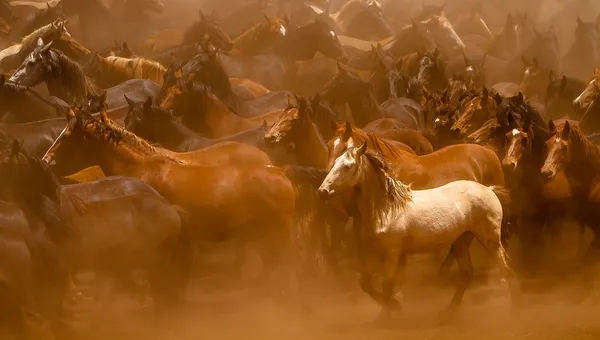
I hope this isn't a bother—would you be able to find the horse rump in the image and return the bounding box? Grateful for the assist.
[490,185,512,248]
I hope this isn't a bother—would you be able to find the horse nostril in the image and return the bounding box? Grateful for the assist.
[318,188,329,199]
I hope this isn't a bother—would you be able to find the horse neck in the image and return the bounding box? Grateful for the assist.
[355,159,403,233]
[278,25,319,61]
[46,53,88,105]
[202,91,247,128]
[567,130,600,186]
[295,116,328,168]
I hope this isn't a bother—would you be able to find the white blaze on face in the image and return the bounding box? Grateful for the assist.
[434,117,441,123]
[555,137,561,142]
[333,137,341,149]
[329,30,336,37]
[466,65,474,72]
[279,25,287,36]
[511,128,520,136]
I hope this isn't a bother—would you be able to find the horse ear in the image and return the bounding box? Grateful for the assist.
[99,110,109,123]
[199,9,206,21]
[507,13,514,25]
[548,119,555,132]
[264,14,270,22]
[482,87,489,100]
[99,91,107,103]
[122,42,130,51]
[356,142,367,156]
[313,92,321,105]
[37,37,45,48]
[560,76,567,91]
[521,55,529,66]
[124,95,135,109]
[343,121,352,139]
[262,120,268,129]
[516,91,524,102]
[577,16,584,27]
[494,92,502,105]
[562,121,571,140]
[40,41,53,53]
[336,61,346,74]
[433,48,439,59]
[144,96,153,112]
[9,139,21,165]
[533,57,539,68]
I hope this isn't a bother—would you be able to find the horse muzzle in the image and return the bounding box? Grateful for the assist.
[318,187,334,200]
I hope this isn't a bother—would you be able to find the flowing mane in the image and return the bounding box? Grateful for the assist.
[341,125,407,159]
[102,56,166,85]
[360,148,412,210]
[232,17,283,54]
[51,49,101,99]
[20,21,62,57]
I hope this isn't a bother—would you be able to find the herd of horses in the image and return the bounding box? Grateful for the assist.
[0,0,600,337]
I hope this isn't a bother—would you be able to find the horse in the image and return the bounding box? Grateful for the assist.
[228,15,288,56]
[562,16,600,82]
[380,128,433,155]
[573,68,600,113]
[487,13,533,61]
[545,75,586,121]
[327,121,505,189]
[451,88,499,138]
[339,1,393,41]
[41,108,295,282]
[0,18,70,72]
[369,49,408,104]
[124,96,267,152]
[319,63,422,128]
[317,144,517,319]
[417,48,449,92]
[5,142,192,327]
[181,49,293,117]
[541,120,600,297]
[88,55,166,88]
[520,56,555,103]
[223,16,347,90]
[10,38,101,107]
[419,13,465,57]
[456,53,485,90]
[17,1,63,38]
[161,81,284,138]
[579,90,600,134]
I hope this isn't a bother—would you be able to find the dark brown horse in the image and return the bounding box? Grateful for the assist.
[562,16,600,81]
[42,108,295,281]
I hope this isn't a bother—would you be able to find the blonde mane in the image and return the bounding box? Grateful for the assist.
[101,56,166,85]
[20,21,61,56]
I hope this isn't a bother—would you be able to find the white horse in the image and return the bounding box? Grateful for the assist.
[317,143,518,319]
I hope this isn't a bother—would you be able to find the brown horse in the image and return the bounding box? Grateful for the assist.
[381,128,433,155]
[229,15,288,56]
[42,108,295,280]
[327,122,505,189]
[541,120,600,296]
[327,122,416,167]
[451,88,499,138]
[46,108,271,175]
[161,81,283,138]
[573,68,600,113]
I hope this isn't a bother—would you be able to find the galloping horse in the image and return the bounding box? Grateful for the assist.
[318,144,517,319]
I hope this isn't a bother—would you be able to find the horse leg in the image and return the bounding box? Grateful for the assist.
[446,233,474,312]
[381,248,402,316]
[327,214,347,274]
[359,251,388,311]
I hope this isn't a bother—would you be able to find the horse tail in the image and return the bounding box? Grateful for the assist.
[490,186,512,249]
[283,166,331,276]
[171,205,193,302]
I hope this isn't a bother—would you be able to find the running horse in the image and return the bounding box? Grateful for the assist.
[318,144,517,320]
[42,108,295,281]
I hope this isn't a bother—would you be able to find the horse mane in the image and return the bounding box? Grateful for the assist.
[361,148,412,209]
[232,19,273,53]
[52,49,101,98]
[561,122,600,172]
[102,56,166,80]
[348,127,406,159]
[20,22,59,55]
[82,111,158,155]
[467,117,501,144]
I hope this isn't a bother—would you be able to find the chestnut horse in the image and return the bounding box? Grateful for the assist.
[42,108,295,280]
[541,120,600,296]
